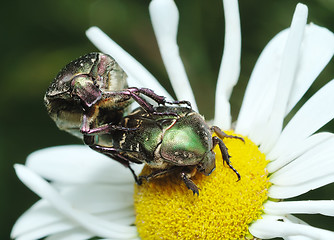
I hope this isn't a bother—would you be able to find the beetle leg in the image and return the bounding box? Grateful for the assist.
[128,87,167,105]
[212,136,241,181]
[71,75,102,108]
[129,87,192,108]
[126,88,178,117]
[80,106,137,135]
[211,126,245,142]
[84,136,141,184]
[128,165,140,185]
[180,167,199,195]
[80,105,98,133]
[137,166,179,185]
[102,88,157,114]
[83,136,134,171]
[138,166,199,195]
[127,89,156,112]
[102,87,183,116]
[81,122,138,135]
[166,100,192,108]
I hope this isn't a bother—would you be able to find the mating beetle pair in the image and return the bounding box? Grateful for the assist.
[45,52,242,194]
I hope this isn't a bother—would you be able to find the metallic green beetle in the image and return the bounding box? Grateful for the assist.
[86,105,243,195]
[45,52,127,138]
[44,52,187,142]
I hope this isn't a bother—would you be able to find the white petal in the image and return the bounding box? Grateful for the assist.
[236,4,308,147]
[285,235,313,240]
[259,3,308,153]
[277,215,312,240]
[268,80,334,161]
[14,164,137,239]
[235,29,287,140]
[270,136,334,185]
[251,215,312,240]
[287,24,334,113]
[149,0,198,111]
[267,132,333,173]
[56,184,134,213]
[14,221,75,240]
[214,0,241,129]
[14,204,134,240]
[264,200,334,216]
[268,174,334,199]
[250,215,334,239]
[86,27,172,100]
[45,220,138,240]
[12,195,135,240]
[45,228,93,240]
[12,200,73,239]
[285,214,309,225]
[26,145,142,184]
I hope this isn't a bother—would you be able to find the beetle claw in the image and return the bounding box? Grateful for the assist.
[181,172,199,196]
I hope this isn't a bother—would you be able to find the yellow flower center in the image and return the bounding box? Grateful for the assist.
[134,131,270,240]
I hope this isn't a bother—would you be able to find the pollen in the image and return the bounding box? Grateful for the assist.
[134,131,271,240]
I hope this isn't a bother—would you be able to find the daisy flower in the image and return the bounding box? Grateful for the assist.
[12,0,334,239]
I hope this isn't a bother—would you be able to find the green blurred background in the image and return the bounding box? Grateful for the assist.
[1,0,333,239]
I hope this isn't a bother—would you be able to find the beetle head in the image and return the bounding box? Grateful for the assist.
[197,150,216,176]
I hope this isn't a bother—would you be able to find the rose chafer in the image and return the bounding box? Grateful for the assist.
[44,52,186,140]
[86,106,243,195]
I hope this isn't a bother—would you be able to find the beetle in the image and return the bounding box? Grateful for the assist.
[44,52,240,194]
[84,105,243,195]
[44,52,189,141]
